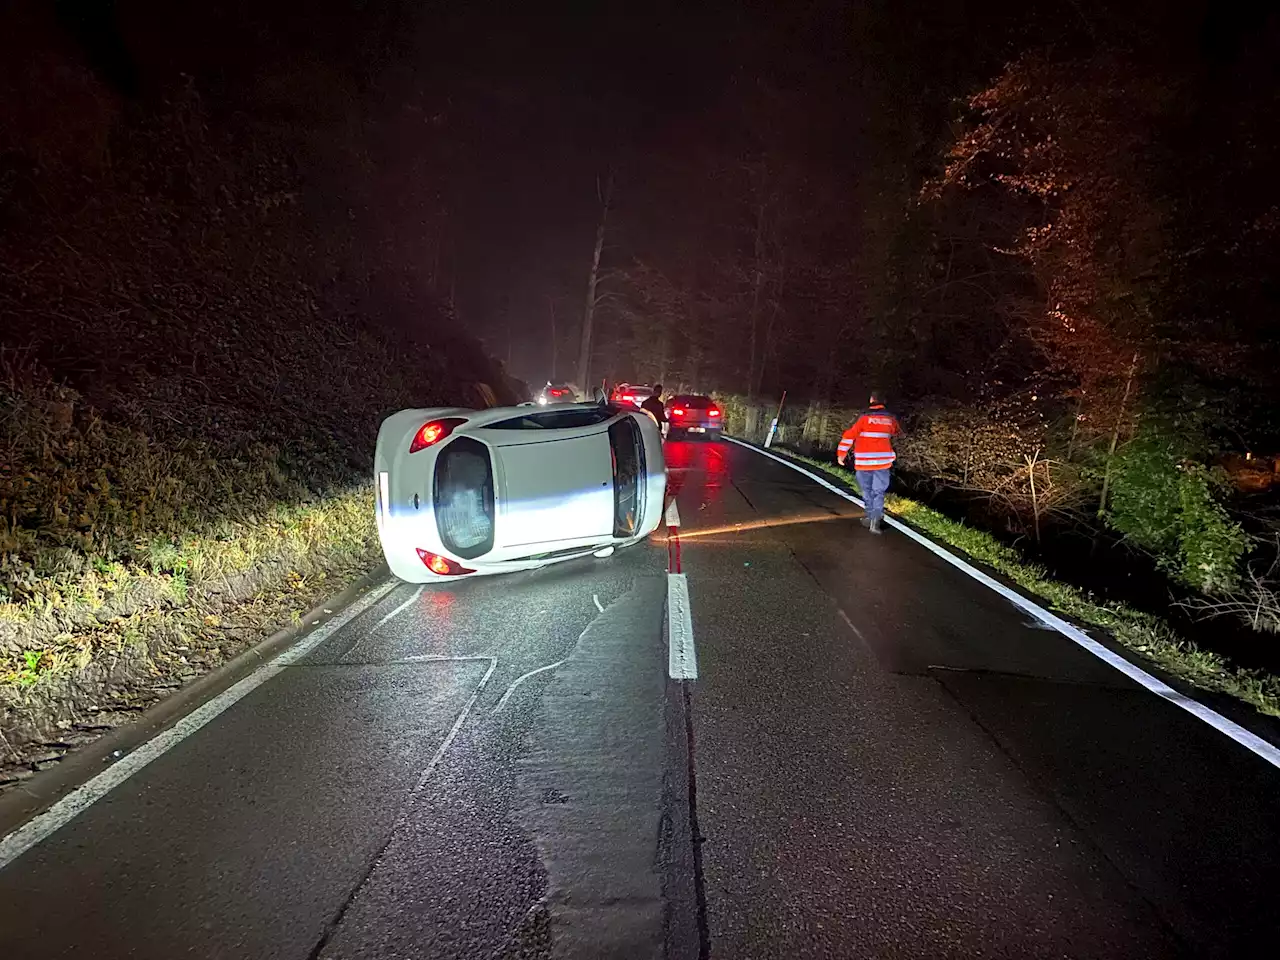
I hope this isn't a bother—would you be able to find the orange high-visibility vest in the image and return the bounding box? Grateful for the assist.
[837,404,900,471]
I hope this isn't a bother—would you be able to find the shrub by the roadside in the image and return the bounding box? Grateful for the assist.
[1106,426,1249,595]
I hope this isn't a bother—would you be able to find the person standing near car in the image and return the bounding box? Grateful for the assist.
[836,393,900,535]
[640,384,668,437]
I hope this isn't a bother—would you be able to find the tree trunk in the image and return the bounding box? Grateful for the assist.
[755,249,786,398]
[746,201,766,399]
[1066,392,1084,461]
[1097,352,1140,519]
[576,171,614,390]
[1027,450,1042,544]
[548,297,557,381]
[657,320,670,384]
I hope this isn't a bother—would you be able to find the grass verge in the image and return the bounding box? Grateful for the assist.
[778,448,1280,718]
[0,370,387,782]
[0,486,379,782]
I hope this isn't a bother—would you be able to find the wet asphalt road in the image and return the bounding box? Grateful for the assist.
[2,439,1280,958]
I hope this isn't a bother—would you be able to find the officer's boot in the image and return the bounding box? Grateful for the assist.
[869,515,883,535]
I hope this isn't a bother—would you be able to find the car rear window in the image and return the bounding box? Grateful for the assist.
[433,437,495,559]
[608,417,646,537]
[671,395,715,409]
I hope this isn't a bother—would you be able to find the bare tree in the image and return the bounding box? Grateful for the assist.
[576,170,614,390]
[548,296,558,380]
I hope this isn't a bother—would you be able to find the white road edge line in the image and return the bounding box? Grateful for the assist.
[593,593,605,614]
[665,499,681,528]
[725,435,1280,771]
[0,578,400,872]
[493,658,568,714]
[343,585,424,659]
[668,573,698,680]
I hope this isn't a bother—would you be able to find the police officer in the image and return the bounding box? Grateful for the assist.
[836,393,901,535]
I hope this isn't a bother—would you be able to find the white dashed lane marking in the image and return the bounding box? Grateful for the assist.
[667,573,698,680]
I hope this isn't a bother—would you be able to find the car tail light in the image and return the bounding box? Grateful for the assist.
[409,417,465,454]
[671,407,686,417]
[621,394,635,403]
[415,548,474,576]
[708,408,721,417]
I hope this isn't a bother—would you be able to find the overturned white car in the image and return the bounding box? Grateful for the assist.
[374,402,667,581]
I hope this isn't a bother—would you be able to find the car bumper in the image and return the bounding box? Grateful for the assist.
[670,419,722,434]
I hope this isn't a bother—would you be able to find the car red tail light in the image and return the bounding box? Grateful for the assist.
[415,548,474,576]
[708,408,721,417]
[671,407,686,417]
[409,417,465,454]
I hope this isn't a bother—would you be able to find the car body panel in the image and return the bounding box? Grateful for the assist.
[494,434,614,547]
[374,403,666,582]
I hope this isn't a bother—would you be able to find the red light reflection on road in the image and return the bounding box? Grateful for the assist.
[414,588,456,655]
[676,513,845,541]
[663,441,729,511]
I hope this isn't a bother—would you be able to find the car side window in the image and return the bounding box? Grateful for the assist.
[608,417,646,537]
[487,408,614,430]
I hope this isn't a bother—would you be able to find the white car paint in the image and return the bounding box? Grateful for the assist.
[374,403,667,582]
[495,434,615,547]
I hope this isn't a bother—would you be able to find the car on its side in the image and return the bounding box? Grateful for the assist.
[374,402,666,582]
[610,383,656,407]
[665,394,723,439]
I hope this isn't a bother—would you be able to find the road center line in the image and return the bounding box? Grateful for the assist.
[668,573,698,680]
[665,498,681,527]
[0,578,399,872]
[726,436,1280,771]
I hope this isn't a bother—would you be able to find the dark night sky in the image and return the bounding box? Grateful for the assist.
[37,0,1276,386]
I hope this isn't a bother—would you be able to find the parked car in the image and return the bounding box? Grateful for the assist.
[610,383,656,407]
[374,402,666,582]
[536,382,579,405]
[665,395,723,439]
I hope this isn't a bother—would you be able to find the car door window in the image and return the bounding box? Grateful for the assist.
[488,408,614,430]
